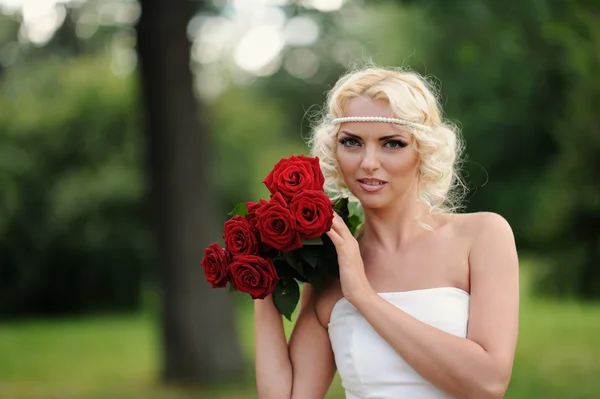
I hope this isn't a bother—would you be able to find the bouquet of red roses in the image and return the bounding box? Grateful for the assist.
[200,155,362,320]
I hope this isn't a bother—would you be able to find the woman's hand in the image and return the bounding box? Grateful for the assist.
[326,212,373,304]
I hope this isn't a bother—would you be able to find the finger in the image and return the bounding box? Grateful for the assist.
[331,212,352,239]
[331,212,346,229]
[326,224,343,241]
[325,228,344,247]
[329,217,345,237]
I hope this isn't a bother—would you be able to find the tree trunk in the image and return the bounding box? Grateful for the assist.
[135,0,246,383]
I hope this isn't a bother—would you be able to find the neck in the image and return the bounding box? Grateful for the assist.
[359,192,434,252]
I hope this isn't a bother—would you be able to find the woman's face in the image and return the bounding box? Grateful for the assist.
[335,96,420,210]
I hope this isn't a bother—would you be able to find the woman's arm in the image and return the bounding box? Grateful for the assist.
[254,283,337,399]
[328,212,519,399]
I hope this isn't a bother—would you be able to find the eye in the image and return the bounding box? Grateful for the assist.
[384,140,408,149]
[339,137,361,148]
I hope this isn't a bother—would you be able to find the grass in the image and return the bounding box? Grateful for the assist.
[0,265,599,399]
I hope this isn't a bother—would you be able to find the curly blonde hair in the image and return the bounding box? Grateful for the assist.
[307,64,466,215]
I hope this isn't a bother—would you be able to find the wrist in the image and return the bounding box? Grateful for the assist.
[254,294,276,311]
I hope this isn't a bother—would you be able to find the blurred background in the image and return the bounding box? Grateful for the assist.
[0,0,598,398]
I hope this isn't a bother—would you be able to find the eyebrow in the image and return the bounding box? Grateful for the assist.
[340,131,407,141]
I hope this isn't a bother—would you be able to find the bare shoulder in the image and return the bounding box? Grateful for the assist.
[446,212,518,281]
[451,211,515,246]
[459,211,519,285]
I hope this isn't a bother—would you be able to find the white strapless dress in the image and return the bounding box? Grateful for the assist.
[327,287,470,399]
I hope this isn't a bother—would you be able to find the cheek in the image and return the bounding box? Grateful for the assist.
[335,149,356,177]
[388,150,420,177]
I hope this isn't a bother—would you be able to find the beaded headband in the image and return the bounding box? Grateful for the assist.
[331,116,432,132]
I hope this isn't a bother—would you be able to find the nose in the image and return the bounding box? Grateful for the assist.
[360,148,380,173]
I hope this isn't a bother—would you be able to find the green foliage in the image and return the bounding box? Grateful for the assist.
[207,87,298,220]
[0,56,148,317]
[527,2,600,299]
[272,277,300,322]
[1,0,597,323]
[411,1,561,242]
[228,203,248,217]
[0,52,313,318]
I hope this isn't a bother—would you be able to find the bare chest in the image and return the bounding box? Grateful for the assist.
[315,227,471,328]
[362,235,470,293]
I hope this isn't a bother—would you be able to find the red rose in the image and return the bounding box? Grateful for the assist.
[200,243,230,288]
[223,215,259,256]
[254,192,302,252]
[246,199,269,229]
[228,255,278,299]
[263,156,325,202]
[247,199,283,257]
[289,190,334,239]
[258,242,280,258]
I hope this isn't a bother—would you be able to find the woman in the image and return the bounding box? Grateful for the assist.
[254,66,519,399]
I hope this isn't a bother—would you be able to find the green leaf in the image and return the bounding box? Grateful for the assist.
[348,199,363,219]
[346,200,364,235]
[295,245,320,268]
[274,258,305,282]
[301,236,323,245]
[321,234,340,279]
[227,203,248,217]
[273,279,300,321]
[292,272,309,283]
[283,251,304,275]
[228,282,237,292]
[303,264,326,292]
[348,214,362,235]
[333,197,350,222]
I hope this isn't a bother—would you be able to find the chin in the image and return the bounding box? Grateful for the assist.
[352,192,392,210]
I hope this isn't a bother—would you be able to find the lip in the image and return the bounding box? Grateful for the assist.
[357,178,387,184]
[357,178,387,193]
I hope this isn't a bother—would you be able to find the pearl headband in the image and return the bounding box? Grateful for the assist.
[331,116,432,132]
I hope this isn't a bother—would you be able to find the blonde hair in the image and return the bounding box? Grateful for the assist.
[307,64,466,215]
